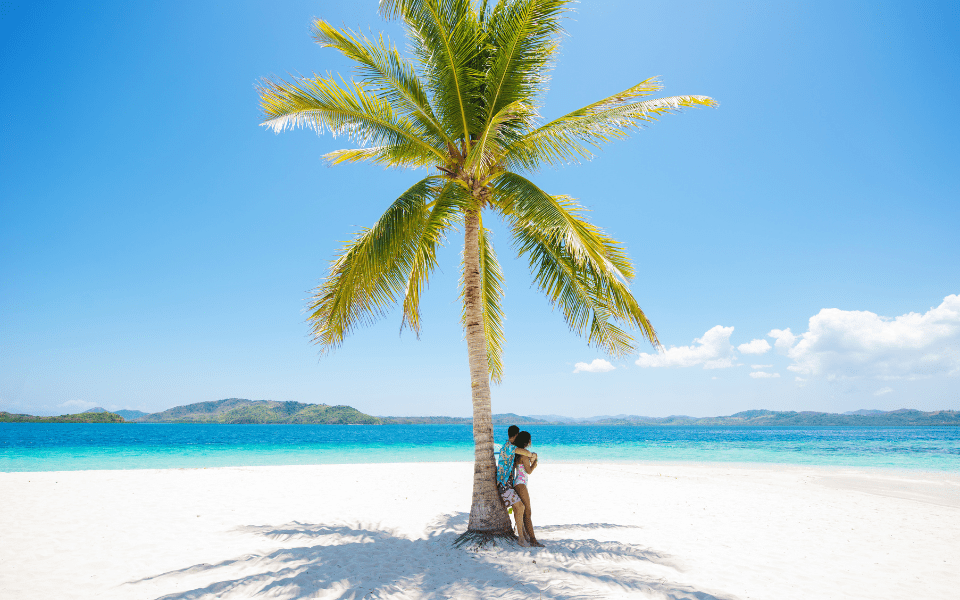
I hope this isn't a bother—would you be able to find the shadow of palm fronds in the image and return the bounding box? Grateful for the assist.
[535,523,643,533]
[126,513,736,600]
[235,522,399,544]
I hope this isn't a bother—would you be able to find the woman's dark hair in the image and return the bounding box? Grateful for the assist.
[514,430,531,448]
[507,425,520,438]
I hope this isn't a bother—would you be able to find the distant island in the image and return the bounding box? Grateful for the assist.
[80,406,150,421]
[378,409,960,426]
[378,412,547,425]
[116,409,150,421]
[132,398,381,424]
[546,408,960,427]
[0,400,379,424]
[381,413,548,425]
[0,411,125,423]
[2,400,957,426]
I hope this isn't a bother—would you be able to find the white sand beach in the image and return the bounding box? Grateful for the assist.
[1,462,958,599]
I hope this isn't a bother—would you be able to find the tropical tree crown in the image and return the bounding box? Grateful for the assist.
[259,0,716,382]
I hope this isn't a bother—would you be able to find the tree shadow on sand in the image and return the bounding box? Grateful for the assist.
[125,513,736,599]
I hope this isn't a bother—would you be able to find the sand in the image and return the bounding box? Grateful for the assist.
[1,462,957,599]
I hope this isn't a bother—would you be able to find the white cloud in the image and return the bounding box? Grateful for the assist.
[573,359,615,373]
[769,328,798,352]
[751,364,773,369]
[874,387,893,396]
[771,294,960,380]
[636,326,737,369]
[738,339,772,355]
[749,371,780,379]
[58,399,97,411]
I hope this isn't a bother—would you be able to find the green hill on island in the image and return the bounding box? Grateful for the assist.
[82,407,151,421]
[115,409,150,421]
[0,411,125,423]
[135,398,382,424]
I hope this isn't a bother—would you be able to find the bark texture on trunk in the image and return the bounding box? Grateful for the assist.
[462,208,514,536]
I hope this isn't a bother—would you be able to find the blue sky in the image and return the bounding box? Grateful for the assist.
[1,1,958,418]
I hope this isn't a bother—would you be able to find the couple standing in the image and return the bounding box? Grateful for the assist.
[496,425,542,547]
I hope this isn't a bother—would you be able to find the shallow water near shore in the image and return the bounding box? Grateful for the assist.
[2,423,958,472]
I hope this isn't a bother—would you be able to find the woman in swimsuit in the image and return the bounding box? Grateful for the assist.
[512,431,542,547]
[498,426,535,546]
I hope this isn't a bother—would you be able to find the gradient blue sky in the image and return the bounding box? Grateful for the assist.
[2,1,958,417]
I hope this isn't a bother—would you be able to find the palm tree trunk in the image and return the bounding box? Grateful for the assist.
[458,207,514,544]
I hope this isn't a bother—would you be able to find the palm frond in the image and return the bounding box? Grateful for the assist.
[382,0,484,146]
[307,176,443,351]
[492,172,634,280]
[492,172,658,354]
[503,77,717,170]
[482,0,571,119]
[509,213,658,356]
[377,0,416,20]
[460,216,507,382]
[258,75,446,166]
[312,19,452,148]
[401,182,468,335]
[464,100,533,178]
[323,144,438,169]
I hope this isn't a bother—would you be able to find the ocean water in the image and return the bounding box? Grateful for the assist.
[1,423,958,473]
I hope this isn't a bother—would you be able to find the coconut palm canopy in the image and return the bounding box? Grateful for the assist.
[259,0,715,543]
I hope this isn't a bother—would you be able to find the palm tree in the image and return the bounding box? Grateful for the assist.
[258,0,715,546]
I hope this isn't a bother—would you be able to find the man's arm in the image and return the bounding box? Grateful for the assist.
[514,448,537,461]
[515,447,538,462]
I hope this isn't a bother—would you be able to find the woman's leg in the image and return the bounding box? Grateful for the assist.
[511,501,527,545]
[514,484,542,546]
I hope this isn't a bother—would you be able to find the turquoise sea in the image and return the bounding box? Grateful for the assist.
[1,424,958,472]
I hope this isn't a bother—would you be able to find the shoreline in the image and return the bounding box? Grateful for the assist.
[4,453,959,474]
[2,462,957,599]
[4,458,960,474]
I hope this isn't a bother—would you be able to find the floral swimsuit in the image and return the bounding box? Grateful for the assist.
[514,461,529,486]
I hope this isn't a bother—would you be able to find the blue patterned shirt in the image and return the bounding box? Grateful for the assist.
[496,440,516,487]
